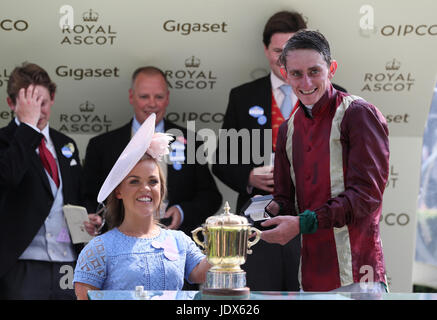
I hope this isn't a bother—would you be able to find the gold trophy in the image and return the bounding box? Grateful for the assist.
[191,202,262,297]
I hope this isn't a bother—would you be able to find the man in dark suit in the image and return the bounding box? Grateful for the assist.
[0,63,84,299]
[82,66,222,237]
[213,11,346,291]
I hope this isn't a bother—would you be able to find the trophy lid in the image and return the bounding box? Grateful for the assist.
[205,201,250,227]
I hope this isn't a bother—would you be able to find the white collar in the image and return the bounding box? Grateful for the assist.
[270,71,288,91]
[40,124,50,141]
[15,117,50,140]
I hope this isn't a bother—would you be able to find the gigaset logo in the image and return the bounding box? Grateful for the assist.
[55,65,120,80]
[0,109,14,121]
[0,19,28,31]
[162,19,228,36]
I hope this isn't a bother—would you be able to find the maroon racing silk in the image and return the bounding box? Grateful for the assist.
[274,84,389,291]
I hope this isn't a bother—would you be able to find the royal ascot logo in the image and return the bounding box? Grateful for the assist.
[361,58,415,93]
[60,9,117,45]
[162,19,228,36]
[0,19,29,32]
[55,65,120,80]
[164,56,218,90]
[385,165,399,189]
[164,56,222,124]
[185,56,200,68]
[79,101,95,112]
[82,8,99,22]
[381,165,409,228]
[58,101,113,134]
[0,68,10,87]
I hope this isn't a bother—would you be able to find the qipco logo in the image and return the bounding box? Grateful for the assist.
[380,212,410,226]
[0,19,29,32]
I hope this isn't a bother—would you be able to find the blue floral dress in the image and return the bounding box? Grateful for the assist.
[73,228,205,290]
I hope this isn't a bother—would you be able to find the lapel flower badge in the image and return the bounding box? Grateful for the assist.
[170,135,186,170]
[151,236,179,261]
[61,143,75,159]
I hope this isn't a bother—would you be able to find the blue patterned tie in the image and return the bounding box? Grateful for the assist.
[279,84,292,119]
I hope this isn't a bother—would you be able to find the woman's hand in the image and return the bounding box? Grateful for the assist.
[83,213,103,236]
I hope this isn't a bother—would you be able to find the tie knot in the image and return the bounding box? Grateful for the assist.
[280,84,292,96]
[40,136,51,150]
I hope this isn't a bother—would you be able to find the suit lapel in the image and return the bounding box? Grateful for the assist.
[163,119,175,174]
[244,76,272,130]
[260,75,272,129]
[32,147,53,195]
[104,121,132,177]
[247,76,272,154]
[121,120,133,144]
[4,120,57,195]
[6,121,53,195]
[162,120,185,203]
[162,120,183,178]
[115,121,133,164]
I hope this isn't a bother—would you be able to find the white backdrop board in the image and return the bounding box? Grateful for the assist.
[1,0,437,292]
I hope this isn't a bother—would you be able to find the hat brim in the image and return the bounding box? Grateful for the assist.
[97,113,156,203]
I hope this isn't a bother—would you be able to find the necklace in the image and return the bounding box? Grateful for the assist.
[118,225,161,239]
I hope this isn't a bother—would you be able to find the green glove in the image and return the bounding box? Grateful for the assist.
[299,210,318,234]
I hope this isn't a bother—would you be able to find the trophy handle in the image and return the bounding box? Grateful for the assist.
[191,227,206,252]
[247,227,262,254]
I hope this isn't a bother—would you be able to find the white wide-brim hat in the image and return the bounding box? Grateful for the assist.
[97,113,156,203]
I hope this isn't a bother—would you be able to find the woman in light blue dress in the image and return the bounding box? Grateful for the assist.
[73,114,210,299]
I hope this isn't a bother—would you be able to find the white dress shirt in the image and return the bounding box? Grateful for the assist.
[270,72,297,111]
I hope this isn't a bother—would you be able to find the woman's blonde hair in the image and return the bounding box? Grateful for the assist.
[104,154,167,229]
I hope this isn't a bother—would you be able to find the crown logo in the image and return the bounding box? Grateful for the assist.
[185,56,200,68]
[82,9,99,22]
[385,59,401,71]
[79,101,95,112]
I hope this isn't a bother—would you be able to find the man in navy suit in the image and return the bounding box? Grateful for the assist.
[213,11,346,291]
[0,63,84,299]
[82,66,222,237]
